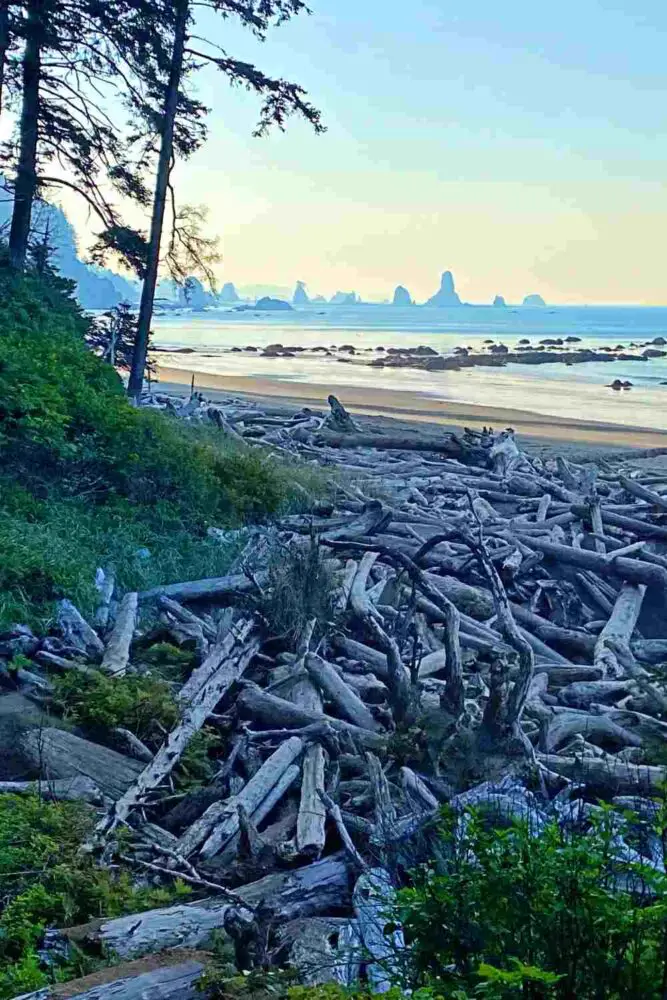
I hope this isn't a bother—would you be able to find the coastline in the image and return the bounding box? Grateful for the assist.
[155,364,667,456]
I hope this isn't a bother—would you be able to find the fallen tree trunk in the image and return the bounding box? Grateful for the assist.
[306,653,381,731]
[140,572,267,603]
[63,855,351,959]
[514,534,667,591]
[19,728,143,801]
[13,959,206,1000]
[237,683,387,751]
[537,754,666,795]
[594,583,646,676]
[100,592,138,677]
[313,430,468,456]
[196,737,305,859]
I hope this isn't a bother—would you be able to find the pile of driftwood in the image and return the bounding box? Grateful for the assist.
[7,393,667,1000]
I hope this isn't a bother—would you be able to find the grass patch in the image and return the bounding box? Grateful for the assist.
[259,536,339,646]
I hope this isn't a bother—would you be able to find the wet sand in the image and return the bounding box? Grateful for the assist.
[155,365,667,459]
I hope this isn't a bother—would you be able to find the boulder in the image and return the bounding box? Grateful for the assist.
[643,348,667,359]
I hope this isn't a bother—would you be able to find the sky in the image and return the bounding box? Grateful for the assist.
[67,0,667,305]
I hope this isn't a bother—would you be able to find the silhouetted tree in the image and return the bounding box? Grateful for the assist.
[125,0,325,399]
[87,300,154,372]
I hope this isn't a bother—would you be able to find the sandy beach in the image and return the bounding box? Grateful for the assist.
[156,364,667,458]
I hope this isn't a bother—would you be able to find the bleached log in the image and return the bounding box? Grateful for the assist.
[353,868,404,993]
[20,728,143,801]
[12,960,206,1000]
[515,532,667,590]
[63,855,351,959]
[350,551,383,623]
[306,653,381,731]
[559,680,635,709]
[159,595,218,642]
[332,635,389,678]
[100,592,138,677]
[537,754,666,796]
[399,766,439,811]
[198,737,304,859]
[314,430,469,457]
[177,619,253,707]
[140,571,267,603]
[33,650,94,674]
[540,712,642,753]
[334,559,358,613]
[620,474,667,511]
[237,683,387,751]
[297,743,327,858]
[96,625,259,838]
[56,599,104,658]
[595,582,646,676]
[93,566,115,630]
[0,775,104,804]
[366,752,397,830]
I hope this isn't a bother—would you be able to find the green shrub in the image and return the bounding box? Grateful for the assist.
[259,537,338,645]
[53,669,179,746]
[0,794,190,998]
[396,806,667,999]
[0,261,327,629]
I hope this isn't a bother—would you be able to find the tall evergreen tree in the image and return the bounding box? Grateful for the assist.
[125,0,324,399]
[3,0,165,269]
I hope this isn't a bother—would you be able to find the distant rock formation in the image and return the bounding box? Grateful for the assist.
[178,277,213,310]
[292,281,309,305]
[523,293,546,307]
[312,295,326,303]
[219,282,240,303]
[426,270,461,307]
[256,296,293,311]
[330,291,359,305]
[493,295,507,307]
[392,285,413,306]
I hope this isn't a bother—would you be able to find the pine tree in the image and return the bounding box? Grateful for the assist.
[125,0,325,399]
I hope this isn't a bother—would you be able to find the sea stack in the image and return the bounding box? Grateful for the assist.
[426,270,462,306]
[392,285,413,306]
[219,282,240,303]
[330,291,359,304]
[292,281,309,305]
[523,293,546,307]
[493,295,507,307]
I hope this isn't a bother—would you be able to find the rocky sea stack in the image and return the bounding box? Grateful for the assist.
[392,285,413,306]
[426,270,462,306]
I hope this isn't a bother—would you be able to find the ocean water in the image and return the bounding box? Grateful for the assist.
[151,304,667,431]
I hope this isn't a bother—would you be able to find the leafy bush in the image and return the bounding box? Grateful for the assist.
[53,669,179,747]
[0,260,325,629]
[396,806,667,999]
[0,794,190,998]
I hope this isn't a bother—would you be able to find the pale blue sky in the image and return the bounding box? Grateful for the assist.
[74,1,667,303]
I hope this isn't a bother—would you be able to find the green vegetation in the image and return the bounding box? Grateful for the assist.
[53,670,179,747]
[259,536,339,644]
[396,806,667,999]
[0,794,190,998]
[0,261,323,630]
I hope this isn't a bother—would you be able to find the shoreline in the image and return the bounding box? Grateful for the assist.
[155,365,667,455]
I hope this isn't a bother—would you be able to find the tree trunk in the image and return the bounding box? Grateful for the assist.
[0,0,10,117]
[127,0,189,399]
[9,0,44,270]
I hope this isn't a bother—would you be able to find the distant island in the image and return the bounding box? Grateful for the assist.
[523,293,547,307]
[392,285,413,306]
